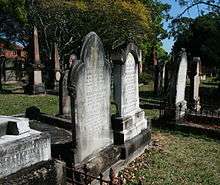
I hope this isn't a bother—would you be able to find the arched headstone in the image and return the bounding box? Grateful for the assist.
[166,49,188,119]
[68,32,113,163]
[111,43,150,159]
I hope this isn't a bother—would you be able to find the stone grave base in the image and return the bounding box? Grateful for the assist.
[0,160,66,185]
[0,130,51,178]
[111,109,150,159]
[24,83,46,95]
[112,109,147,144]
[32,83,46,94]
[119,128,151,159]
[75,145,121,177]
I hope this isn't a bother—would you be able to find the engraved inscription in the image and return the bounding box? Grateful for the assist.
[84,66,107,136]
[123,53,138,115]
[73,33,112,162]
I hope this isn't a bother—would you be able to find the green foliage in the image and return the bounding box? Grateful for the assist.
[0,0,29,46]
[172,13,220,67]
[1,0,170,65]
[0,0,27,23]
[176,0,220,17]
[27,0,170,61]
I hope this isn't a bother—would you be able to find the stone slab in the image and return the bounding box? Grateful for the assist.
[112,110,148,143]
[0,116,30,136]
[0,160,66,185]
[0,130,51,178]
[113,119,147,144]
[75,145,121,178]
[119,129,151,159]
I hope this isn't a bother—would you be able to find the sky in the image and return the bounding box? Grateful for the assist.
[161,0,208,53]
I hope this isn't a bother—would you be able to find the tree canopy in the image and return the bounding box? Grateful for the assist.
[171,12,220,67]
[0,0,170,64]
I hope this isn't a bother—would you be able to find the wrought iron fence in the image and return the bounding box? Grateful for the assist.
[158,100,220,124]
[66,164,123,185]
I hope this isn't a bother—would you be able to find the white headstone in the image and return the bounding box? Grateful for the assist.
[112,44,148,146]
[176,53,188,104]
[121,52,139,116]
[68,32,113,163]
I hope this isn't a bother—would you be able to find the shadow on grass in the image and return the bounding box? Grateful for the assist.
[139,91,162,101]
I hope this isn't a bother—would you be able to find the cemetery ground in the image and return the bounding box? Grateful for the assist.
[0,79,220,184]
[122,129,220,185]
[0,83,58,115]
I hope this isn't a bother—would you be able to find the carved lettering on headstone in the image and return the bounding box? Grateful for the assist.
[122,52,139,116]
[68,32,112,162]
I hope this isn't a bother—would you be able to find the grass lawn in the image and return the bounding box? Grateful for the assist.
[122,129,220,185]
[0,93,58,115]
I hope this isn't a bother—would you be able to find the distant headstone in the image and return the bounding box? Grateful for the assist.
[166,49,188,119]
[155,60,166,96]
[111,43,150,159]
[58,54,77,118]
[52,43,61,90]
[189,57,201,111]
[60,69,71,117]
[159,61,166,95]
[27,26,45,94]
[68,32,113,163]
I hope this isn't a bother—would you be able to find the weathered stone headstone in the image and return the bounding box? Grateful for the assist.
[0,116,51,178]
[166,49,188,119]
[27,26,45,94]
[68,32,113,163]
[138,50,143,73]
[189,57,201,111]
[52,43,61,90]
[154,60,166,96]
[111,43,150,159]
[58,54,77,118]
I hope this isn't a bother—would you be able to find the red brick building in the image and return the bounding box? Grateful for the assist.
[0,43,27,60]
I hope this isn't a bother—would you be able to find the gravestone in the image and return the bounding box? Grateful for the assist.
[27,26,45,94]
[138,50,143,73]
[189,57,201,111]
[58,54,77,118]
[158,61,166,95]
[0,116,51,178]
[52,43,61,91]
[111,43,150,159]
[166,49,188,119]
[68,32,113,163]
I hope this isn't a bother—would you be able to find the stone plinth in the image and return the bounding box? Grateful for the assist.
[111,43,149,159]
[0,130,51,178]
[0,116,30,136]
[112,110,147,144]
[0,116,51,178]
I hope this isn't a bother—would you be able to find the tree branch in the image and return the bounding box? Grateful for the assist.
[176,1,220,19]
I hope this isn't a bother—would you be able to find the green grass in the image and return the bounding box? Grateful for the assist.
[0,93,58,115]
[144,109,160,119]
[122,130,220,185]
